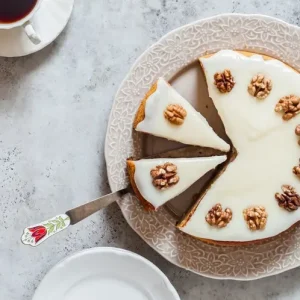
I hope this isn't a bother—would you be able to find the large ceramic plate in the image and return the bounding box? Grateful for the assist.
[105,14,300,280]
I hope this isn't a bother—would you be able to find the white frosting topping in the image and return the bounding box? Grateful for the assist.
[136,78,230,152]
[134,156,226,209]
[180,50,300,242]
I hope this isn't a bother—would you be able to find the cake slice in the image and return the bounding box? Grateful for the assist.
[127,156,227,211]
[134,77,230,152]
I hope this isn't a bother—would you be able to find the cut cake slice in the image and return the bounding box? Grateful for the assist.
[134,77,230,152]
[127,156,227,211]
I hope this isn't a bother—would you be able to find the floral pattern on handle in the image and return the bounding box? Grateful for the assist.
[21,214,70,247]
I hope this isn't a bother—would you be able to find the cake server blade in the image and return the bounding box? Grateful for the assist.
[66,187,130,225]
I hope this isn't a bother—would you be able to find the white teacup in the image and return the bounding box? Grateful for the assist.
[0,0,42,44]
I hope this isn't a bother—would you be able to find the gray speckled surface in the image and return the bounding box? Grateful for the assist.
[1,1,300,299]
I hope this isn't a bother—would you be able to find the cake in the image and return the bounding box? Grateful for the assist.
[127,156,227,211]
[177,50,300,244]
[134,77,230,152]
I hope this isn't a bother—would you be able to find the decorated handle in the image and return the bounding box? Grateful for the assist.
[21,214,70,247]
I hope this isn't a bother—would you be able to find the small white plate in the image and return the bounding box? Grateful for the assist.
[0,0,74,57]
[33,247,180,300]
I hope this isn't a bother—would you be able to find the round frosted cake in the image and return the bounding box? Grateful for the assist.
[130,49,300,245]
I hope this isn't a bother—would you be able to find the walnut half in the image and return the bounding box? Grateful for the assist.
[214,69,235,93]
[248,74,272,99]
[295,125,300,136]
[164,104,187,125]
[293,165,300,177]
[275,185,300,211]
[293,158,300,178]
[243,206,268,231]
[205,203,232,228]
[150,162,179,190]
[275,95,300,120]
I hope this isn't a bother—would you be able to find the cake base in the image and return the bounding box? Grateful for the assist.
[133,82,158,129]
[127,160,156,211]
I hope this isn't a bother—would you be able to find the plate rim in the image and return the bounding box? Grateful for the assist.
[104,13,300,280]
[32,247,180,300]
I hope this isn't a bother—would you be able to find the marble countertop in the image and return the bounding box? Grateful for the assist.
[1,0,300,299]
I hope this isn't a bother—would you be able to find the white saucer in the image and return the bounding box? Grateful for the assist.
[0,0,74,57]
[32,247,180,300]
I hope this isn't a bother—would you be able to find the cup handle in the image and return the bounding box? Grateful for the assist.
[23,20,41,45]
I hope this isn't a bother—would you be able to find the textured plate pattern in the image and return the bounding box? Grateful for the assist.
[105,14,300,280]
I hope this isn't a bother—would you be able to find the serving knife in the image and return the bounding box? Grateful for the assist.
[21,146,225,247]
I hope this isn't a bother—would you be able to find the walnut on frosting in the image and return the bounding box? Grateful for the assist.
[275,185,300,211]
[295,125,300,136]
[150,162,179,190]
[295,125,300,145]
[164,104,187,125]
[293,166,300,177]
[214,69,235,93]
[205,203,232,228]
[275,95,300,120]
[243,206,268,231]
[248,74,272,99]
[293,158,300,177]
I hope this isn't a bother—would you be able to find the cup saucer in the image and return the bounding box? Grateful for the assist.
[0,0,74,57]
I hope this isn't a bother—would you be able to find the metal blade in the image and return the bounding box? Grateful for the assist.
[66,187,130,225]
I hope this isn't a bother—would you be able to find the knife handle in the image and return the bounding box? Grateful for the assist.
[21,214,70,247]
[21,188,130,247]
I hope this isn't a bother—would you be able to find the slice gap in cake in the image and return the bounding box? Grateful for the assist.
[134,77,230,152]
[127,155,227,211]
